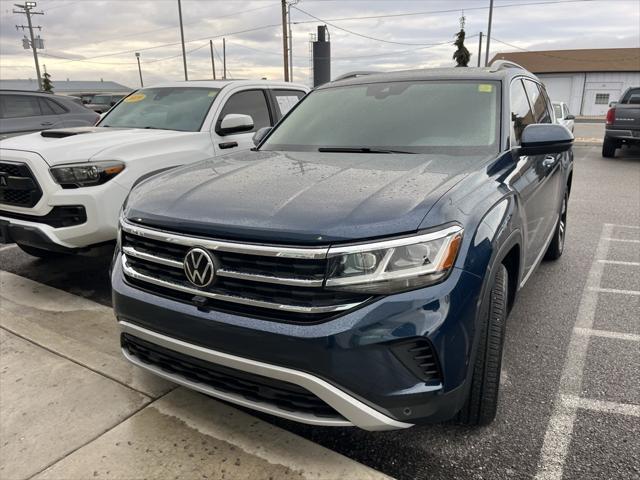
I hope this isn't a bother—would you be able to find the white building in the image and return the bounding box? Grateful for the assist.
[491,48,640,116]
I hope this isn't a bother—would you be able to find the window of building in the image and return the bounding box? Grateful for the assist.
[595,93,610,105]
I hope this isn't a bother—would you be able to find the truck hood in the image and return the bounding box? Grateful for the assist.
[0,127,201,166]
[125,150,486,244]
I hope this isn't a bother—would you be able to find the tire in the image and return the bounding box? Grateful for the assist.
[602,137,617,158]
[544,190,568,261]
[17,243,65,259]
[457,264,508,426]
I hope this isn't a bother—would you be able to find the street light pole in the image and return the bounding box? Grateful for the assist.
[135,52,143,87]
[484,0,494,67]
[477,32,483,67]
[177,0,188,80]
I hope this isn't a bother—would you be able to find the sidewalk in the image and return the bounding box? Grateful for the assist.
[0,271,390,480]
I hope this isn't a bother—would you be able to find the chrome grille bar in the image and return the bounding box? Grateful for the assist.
[121,220,329,259]
[122,255,364,314]
[122,245,325,287]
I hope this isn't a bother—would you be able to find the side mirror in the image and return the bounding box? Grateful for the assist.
[609,101,617,108]
[252,127,272,146]
[520,124,574,156]
[565,114,575,120]
[219,114,254,135]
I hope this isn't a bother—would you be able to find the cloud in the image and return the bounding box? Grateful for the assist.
[0,0,637,87]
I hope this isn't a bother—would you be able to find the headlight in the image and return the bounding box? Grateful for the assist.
[50,161,125,187]
[325,225,463,294]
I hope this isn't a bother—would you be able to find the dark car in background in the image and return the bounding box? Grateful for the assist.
[0,90,100,139]
[603,87,640,157]
[86,93,128,113]
[112,63,574,430]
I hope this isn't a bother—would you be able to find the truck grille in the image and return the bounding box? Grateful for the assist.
[0,162,43,208]
[120,220,371,323]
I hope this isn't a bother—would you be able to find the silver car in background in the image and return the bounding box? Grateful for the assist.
[0,90,100,139]
[552,101,575,132]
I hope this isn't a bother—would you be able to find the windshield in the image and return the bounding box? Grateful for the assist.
[262,80,500,154]
[99,87,220,132]
[553,104,562,119]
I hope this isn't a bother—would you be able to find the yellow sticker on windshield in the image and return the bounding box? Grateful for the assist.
[208,91,217,97]
[124,93,146,103]
[478,84,493,93]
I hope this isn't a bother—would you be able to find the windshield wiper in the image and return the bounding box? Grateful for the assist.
[317,147,415,154]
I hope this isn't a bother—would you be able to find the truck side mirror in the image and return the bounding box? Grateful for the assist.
[520,124,574,156]
[219,114,254,135]
[252,127,272,146]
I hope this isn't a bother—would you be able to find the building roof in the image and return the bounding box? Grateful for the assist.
[490,48,640,74]
[0,79,132,93]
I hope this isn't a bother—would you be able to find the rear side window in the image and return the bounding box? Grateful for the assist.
[0,95,42,118]
[523,80,552,124]
[272,89,305,116]
[39,98,67,115]
[621,88,640,105]
[510,79,535,144]
[218,90,271,133]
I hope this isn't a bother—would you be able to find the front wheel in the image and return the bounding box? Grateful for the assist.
[457,264,508,426]
[544,190,568,261]
[16,243,66,260]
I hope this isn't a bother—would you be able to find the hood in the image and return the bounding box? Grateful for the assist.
[125,150,487,244]
[0,127,200,166]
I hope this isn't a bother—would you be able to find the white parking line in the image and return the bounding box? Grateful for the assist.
[535,224,612,480]
[589,287,640,296]
[574,327,640,342]
[598,260,640,267]
[603,238,640,243]
[562,395,640,418]
[607,224,640,229]
[0,244,17,252]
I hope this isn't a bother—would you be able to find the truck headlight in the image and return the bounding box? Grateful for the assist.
[50,161,125,188]
[325,225,463,294]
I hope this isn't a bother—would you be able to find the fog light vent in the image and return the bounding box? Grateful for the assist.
[391,338,443,383]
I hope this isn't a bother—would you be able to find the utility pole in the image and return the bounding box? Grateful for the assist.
[223,38,227,80]
[14,2,44,90]
[287,1,298,80]
[177,0,188,80]
[484,0,494,67]
[135,52,143,87]
[209,40,216,80]
[281,0,289,82]
[477,32,483,67]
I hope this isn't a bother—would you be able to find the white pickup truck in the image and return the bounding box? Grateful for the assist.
[0,80,308,258]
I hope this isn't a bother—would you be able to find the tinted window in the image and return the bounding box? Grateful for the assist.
[219,90,271,133]
[40,98,67,114]
[621,88,640,105]
[0,95,42,118]
[100,87,220,132]
[272,89,305,116]
[263,81,500,153]
[510,79,535,144]
[523,80,552,123]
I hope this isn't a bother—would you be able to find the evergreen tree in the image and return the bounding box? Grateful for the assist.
[42,70,53,93]
[453,14,471,67]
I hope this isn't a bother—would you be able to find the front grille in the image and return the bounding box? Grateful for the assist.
[120,221,371,323]
[122,333,341,419]
[0,162,43,208]
[391,338,443,383]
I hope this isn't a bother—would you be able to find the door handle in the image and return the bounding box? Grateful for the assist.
[40,121,54,126]
[218,142,238,149]
[542,156,556,168]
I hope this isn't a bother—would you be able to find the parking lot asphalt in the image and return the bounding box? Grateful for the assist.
[1,137,638,479]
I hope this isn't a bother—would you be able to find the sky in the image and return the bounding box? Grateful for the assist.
[1,0,639,89]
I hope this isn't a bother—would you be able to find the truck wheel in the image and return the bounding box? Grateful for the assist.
[602,137,618,158]
[17,243,65,259]
[457,264,508,426]
[544,190,568,261]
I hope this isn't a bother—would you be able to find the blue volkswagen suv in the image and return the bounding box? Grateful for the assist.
[111,62,573,430]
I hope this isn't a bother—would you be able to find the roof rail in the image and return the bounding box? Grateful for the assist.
[332,71,382,82]
[489,60,527,72]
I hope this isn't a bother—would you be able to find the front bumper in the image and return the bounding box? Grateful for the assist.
[112,253,484,430]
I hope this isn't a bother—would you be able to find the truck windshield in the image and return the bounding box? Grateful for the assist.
[262,80,500,154]
[99,87,220,132]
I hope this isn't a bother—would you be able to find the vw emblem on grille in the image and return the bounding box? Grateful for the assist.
[183,247,216,288]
